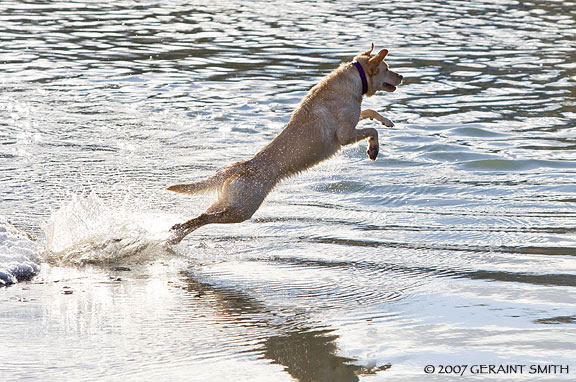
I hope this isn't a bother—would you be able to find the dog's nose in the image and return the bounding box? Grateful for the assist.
[398,74,404,84]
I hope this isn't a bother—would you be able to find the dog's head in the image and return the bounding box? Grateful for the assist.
[354,43,403,96]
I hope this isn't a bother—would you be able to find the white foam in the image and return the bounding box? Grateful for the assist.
[44,192,177,266]
[0,216,40,286]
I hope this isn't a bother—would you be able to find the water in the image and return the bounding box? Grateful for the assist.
[1,0,575,380]
[0,216,39,286]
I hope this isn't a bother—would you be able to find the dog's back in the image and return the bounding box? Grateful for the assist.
[169,62,362,194]
[249,63,363,179]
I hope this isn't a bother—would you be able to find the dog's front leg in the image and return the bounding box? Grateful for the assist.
[364,130,380,161]
[361,109,394,127]
[337,126,379,161]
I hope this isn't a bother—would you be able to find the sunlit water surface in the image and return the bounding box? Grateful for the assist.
[1,0,575,381]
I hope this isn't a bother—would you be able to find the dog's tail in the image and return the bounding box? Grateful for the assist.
[166,178,217,194]
[166,161,248,195]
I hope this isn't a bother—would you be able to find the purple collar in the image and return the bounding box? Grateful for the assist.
[353,61,368,95]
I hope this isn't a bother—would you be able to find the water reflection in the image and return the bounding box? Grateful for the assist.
[180,272,372,381]
[264,330,360,382]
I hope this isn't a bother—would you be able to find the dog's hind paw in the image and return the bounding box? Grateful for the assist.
[166,223,187,245]
[167,229,186,245]
[167,235,182,246]
[170,222,185,232]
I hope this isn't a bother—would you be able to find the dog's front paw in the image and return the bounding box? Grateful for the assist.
[380,117,394,128]
[367,144,379,161]
[370,113,394,127]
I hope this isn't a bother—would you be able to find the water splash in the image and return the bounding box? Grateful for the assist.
[44,192,176,266]
[0,216,40,286]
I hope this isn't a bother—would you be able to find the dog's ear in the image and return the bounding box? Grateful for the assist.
[367,49,388,74]
[369,49,388,64]
[361,42,375,56]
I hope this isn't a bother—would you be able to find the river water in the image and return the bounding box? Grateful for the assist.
[1,0,575,381]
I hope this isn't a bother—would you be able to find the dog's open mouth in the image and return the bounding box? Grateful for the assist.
[383,82,397,92]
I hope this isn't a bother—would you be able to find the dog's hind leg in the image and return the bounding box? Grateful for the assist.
[167,214,207,245]
[168,172,273,245]
[168,206,250,245]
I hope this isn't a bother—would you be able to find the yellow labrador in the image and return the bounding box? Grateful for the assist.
[167,44,403,244]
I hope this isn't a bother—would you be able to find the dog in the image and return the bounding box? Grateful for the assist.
[167,44,403,244]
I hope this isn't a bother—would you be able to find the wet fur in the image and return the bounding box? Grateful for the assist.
[167,44,403,244]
